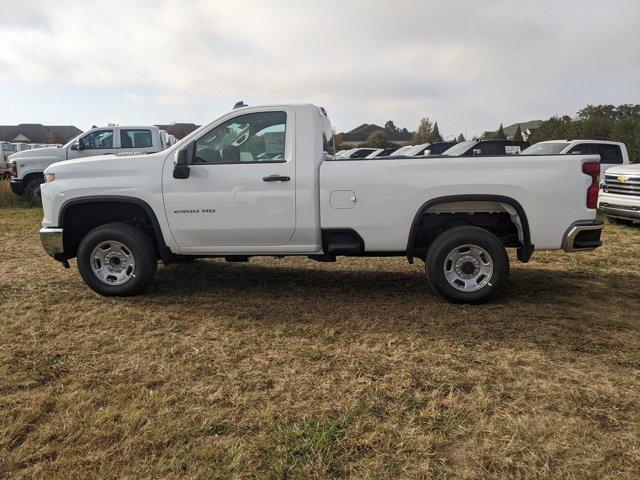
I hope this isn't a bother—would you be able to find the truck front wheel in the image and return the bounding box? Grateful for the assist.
[24,177,44,205]
[426,226,509,303]
[77,222,157,296]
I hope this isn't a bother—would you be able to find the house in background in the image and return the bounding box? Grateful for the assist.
[486,120,542,141]
[0,124,82,144]
[339,123,413,147]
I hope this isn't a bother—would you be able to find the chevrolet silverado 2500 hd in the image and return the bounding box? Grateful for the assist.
[9,125,164,204]
[39,104,604,302]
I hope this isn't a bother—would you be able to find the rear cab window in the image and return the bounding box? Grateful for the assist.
[120,129,153,149]
[594,144,623,164]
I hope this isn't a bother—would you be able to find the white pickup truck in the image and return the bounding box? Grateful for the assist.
[521,140,629,174]
[39,103,604,303]
[598,163,640,224]
[9,125,164,204]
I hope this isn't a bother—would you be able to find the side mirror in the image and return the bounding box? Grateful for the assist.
[71,141,84,151]
[173,149,191,179]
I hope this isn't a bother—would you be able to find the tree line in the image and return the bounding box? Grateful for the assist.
[527,104,640,161]
[334,117,466,150]
[337,104,640,161]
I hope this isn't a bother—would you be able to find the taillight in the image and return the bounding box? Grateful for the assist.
[582,161,600,209]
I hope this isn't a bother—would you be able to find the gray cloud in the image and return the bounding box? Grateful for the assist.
[0,0,638,136]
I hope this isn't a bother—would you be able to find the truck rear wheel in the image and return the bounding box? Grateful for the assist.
[77,222,157,296]
[24,177,44,205]
[426,226,509,303]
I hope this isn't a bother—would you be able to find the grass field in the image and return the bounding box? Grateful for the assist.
[1,180,639,479]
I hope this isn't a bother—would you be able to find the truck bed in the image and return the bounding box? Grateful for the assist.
[320,154,599,251]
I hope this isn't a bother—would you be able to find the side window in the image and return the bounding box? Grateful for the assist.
[475,142,497,155]
[568,144,592,155]
[120,129,152,148]
[81,130,113,149]
[595,144,622,164]
[194,111,286,164]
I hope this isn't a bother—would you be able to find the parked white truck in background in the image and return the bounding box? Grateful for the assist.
[39,103,604,303]
[9,125,165,203]
[521,140,629,174]
[598,163,640,224]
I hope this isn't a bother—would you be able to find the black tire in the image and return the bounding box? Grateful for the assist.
[77,222,157,296]
[24,177,44,205]
[426,226,509,303]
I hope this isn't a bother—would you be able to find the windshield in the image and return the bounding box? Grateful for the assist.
[442,141,475,156]
[521,142,570,155]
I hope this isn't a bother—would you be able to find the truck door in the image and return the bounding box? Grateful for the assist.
[67,129,114,159]
[162,109,296,248]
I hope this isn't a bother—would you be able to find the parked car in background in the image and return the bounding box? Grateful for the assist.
[1,142,17,179]
[389,145,415,156]
[598,163,640,224]
[521,140,629,175]
[365,147,399,158]
[40,103,603,303]
[9,125,165,204]
[406,142,458,157]
[2,142,17,161]
[335,147,379,159]
[443,140,530,156]
[14,143,32,153]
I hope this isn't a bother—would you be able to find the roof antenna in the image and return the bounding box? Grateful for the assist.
[233,101,247,109]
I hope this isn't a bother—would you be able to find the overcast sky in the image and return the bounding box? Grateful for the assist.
[1,0,639,137]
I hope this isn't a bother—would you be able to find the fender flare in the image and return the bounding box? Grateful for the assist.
[58,195,173,261]
[405,194,533,263]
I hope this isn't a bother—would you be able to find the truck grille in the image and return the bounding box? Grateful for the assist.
[603,173,640,197]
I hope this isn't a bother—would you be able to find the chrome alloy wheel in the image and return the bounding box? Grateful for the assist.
[443,244,494,292]
[90,240,136,286]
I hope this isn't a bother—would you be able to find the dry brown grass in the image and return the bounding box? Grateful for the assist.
[1,181,639,479]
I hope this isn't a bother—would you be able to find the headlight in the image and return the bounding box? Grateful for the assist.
[44,173,56,183]
[9,161,17,177]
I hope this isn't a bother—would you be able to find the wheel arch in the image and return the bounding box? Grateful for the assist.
[22,171,44,186]
[59,195,172,261]
[406,194,533,263]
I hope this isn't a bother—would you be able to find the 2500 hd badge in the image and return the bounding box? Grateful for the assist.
[173,209,216,214]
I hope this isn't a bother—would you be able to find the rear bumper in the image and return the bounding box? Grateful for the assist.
[39,227,66,262]
[562,220,604,252]
[9,178,23,195]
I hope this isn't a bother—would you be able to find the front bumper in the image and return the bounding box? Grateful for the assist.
[9,178,23,195]
[562,220,604,252]
[39,227,66,263]
[599,202,640,222]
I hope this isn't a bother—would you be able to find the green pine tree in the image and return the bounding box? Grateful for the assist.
[429,122,443,142]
